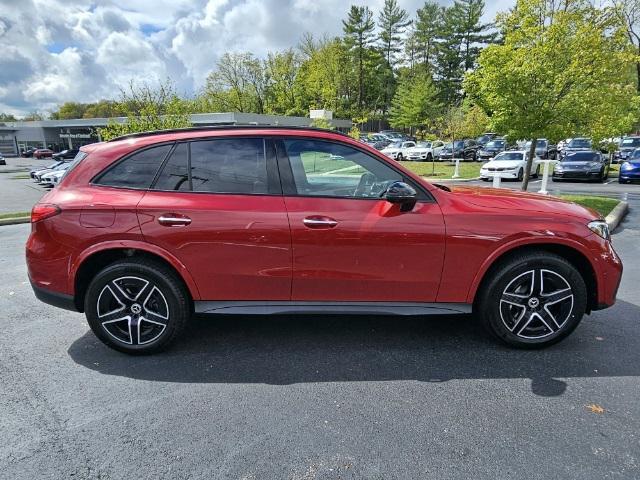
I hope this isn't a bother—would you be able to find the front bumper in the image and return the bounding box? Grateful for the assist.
[552,171,601,180]
[480,169,519,179]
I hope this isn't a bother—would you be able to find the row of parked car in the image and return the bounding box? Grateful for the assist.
[20,147,80,160]
[29,159,74,186]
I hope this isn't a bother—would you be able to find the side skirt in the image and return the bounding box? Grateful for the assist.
[194,301,472,316]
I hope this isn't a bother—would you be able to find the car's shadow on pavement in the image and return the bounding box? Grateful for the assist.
[68,300,640,397]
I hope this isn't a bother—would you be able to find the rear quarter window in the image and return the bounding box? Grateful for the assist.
[94,144,173,189]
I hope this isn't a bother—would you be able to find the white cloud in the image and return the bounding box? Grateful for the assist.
[0,0,515,117]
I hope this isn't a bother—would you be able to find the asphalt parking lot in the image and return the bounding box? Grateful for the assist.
[1,164,639,478]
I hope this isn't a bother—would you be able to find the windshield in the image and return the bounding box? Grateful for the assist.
[562,152,599,162]
[568,138,591,148]
[494,152,524,161]
[416,142,431,148]
[621,138,640,148]
[630,149,640,159]
[485,140,505,148]
[389,141,403,148]
[525,140,547,148]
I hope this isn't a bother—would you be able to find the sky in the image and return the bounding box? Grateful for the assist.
[0,0,514,117]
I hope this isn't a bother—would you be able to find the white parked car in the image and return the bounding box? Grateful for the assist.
[480,151,540,182]
[381,141,416,161]
[40,163,70,186]
[405,141,445,161]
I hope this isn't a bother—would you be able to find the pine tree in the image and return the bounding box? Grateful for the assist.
[378,0,412,68]
[451,0,497,71]
[343,5,376,110]
[389,71,441,130]
[414,1,443,70]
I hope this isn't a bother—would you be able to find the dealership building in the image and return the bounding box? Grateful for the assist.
[0,111,351,156]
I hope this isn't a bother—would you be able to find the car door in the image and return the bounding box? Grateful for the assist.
[276,138,446,303]
[137,138,292,301]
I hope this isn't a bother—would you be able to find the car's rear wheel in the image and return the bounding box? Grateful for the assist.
[477,252,587,349]
[84,259,190,355]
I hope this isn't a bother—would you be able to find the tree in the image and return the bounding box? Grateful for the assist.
[414,1,443,70]
[343,5,376,110]
[0,113,17,122]
[98,80,191,141]
[613,0,640,91]
[23,111,44,121]
[264,49,303,115]
[452,0,496,71]
[378,0,412,113]
[202,53,267,113]
[83,100,124,118]
[465,0,640,191]
[378,0,412,67]
[50,102,87,120]
[296,38,354,117]
[434,7,465,105]
[389,71,441,130]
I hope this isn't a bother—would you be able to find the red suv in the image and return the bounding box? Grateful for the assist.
[26,127,622,354]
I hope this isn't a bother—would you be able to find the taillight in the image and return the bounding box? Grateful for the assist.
[31,203,61,223]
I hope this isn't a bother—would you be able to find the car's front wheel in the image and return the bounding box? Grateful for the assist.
[84,259,190,354]
[477,251,587,349]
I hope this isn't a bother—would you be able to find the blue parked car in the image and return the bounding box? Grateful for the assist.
[619,148,640,183]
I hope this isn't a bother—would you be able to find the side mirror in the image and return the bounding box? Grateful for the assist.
[385,181,418,212]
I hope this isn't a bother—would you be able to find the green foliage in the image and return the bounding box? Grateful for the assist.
[0,113,17,122]
[98,80,191,141]
[389,71,441,130]
[310,118,334,130]
[465,0,639,144]
[343,5,377,111]
[348,125,361,139]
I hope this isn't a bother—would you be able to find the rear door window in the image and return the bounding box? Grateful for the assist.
[189,138,268,194]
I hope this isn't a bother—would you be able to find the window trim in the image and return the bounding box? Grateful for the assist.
[92,137,282,196]
[274,137,434,202]
[91,141,176,190]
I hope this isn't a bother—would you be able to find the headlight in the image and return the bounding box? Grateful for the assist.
[588,162,601,169]
[588,220,610,241]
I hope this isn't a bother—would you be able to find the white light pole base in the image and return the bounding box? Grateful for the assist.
[538,160,558,195]
[452,158,461,179]
[492,174,502,188]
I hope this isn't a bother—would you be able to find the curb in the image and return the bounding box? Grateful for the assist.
[0,216,30,226]
[422,176,481,183]
[606,201,629,233]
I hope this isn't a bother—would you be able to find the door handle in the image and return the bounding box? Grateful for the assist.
[158,215,192,227]
[303,216,338,229]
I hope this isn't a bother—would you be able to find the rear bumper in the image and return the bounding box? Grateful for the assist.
[30,280,79,312]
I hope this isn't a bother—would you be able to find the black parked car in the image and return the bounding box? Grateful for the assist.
[524,138,557,159]
[477,139,508,160]
[552,150,609,182]
[614,136,640,164]
[561,138,592,158]
[52,148,79,160]
[439,139,480,161]
[476,133,498,147]
[21,147,37,158]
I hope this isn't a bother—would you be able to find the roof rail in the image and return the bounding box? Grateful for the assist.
[106,124,352,142]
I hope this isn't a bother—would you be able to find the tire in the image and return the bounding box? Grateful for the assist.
[397,153,403,161]
[426,153,433,162]
[619,179,627,184]
[84,259,190,355]
[517,168,523,182]
[533,165,540,178]
[477,251,587,349]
